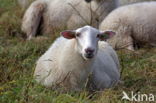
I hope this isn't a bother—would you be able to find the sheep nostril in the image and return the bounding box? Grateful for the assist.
[85,48,95,54]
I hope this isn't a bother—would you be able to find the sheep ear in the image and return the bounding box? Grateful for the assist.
[61,30,76,39]
[99,30,115,41]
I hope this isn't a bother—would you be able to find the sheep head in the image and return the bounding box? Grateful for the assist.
[61,26,115,60]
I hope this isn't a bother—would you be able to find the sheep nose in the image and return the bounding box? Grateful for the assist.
[85,48,95,59]
[85,48,94,54]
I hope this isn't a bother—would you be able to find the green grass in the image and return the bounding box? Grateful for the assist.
[0,0,156,103]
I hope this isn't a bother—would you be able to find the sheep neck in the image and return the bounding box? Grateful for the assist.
[59,39,94,72]
[58,39,94,89]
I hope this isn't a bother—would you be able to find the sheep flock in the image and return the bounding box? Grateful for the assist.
[20,0,156,91]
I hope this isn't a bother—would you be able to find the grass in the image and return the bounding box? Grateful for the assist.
[0,0,156,103]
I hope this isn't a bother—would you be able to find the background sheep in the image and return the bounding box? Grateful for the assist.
[34,26,120,91]
[22,0,119,40]
[99,2,156,50]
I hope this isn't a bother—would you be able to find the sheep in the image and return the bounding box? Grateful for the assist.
[99,2,156,51]
[22,0,119,40]
[34,25,120,91]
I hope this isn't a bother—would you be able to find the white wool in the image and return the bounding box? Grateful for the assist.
[34,26,120,91]
[100,1,156,50]
[22,0,118,39]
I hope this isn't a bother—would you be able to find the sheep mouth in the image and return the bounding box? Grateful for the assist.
[84,54,94,59]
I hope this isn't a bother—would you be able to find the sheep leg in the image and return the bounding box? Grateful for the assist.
[123,35,134,51]
[22,1,46,40]
[115,35,134,51]
[127,45,134,51]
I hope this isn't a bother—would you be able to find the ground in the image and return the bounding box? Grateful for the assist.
[0,0,156,103]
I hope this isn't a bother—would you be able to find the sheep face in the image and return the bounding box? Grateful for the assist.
[61,26,115,60]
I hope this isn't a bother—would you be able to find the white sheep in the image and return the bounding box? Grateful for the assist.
[22,0,119,40]
[34,25,120,91]
[99,2,156,51]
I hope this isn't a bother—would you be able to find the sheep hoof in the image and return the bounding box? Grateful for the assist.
[127,45,135,51]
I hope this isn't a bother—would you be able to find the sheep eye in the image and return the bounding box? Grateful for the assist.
[76,33,81,37]
[97,34,106,40]
[97,34,100,38]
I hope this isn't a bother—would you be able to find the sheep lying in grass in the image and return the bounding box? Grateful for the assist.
[99,2,156,51]
[22,0,119,40]
[34,26,120,91]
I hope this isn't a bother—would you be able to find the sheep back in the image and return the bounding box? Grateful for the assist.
[100,2,156,49]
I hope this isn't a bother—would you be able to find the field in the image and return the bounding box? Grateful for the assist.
[0,0,156,103]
